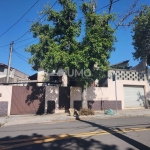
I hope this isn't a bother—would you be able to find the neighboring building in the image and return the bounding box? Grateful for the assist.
[131,60,146,72]
[0,63,29,84]
[110,60,132,69]
[29,68,67,87]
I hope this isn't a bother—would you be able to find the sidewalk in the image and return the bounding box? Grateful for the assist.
[0,109,150,127]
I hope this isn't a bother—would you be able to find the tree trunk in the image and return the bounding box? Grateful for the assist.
[81,87,88,108]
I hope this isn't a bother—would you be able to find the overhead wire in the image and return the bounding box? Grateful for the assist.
[13,50,29,60]
[0,0,119,49]
[14,1,58,42]
[76,0,120,21]
[15,39,38,50]
[15,37,34,44]
[0,37,35,49]
[13,51,29,63]
[1,0,120,62]
[0,0,40,38]
[0,44,10,48]
[12,0,120,61]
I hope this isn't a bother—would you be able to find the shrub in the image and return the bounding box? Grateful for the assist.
[79,108,95,116]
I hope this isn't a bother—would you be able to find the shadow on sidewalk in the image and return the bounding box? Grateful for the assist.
[75,115,150,150]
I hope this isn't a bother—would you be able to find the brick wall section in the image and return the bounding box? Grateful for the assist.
[0,101,8,116]
[88,101,101,110]
[88,100,122,110]
[102,100,122,110]
[75,100,122,111]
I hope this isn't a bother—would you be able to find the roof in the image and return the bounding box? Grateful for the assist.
[28,73,37,80]
[110,60,129,67]
[0,63,13,68]
[0,62,29,76]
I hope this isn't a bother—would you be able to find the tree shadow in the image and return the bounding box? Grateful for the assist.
[25,85,45,115]
[75,118,150,150]
[137,91,150,109]
[144,91,150,108]
[0,133,120,150]
[10,86,45,115]
[45,86,59,114]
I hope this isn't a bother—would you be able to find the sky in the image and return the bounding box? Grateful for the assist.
[0,0,150,76]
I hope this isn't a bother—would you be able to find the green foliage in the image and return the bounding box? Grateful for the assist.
[132,5,150,65]
[79,108,95,116]
[26,0,116,88]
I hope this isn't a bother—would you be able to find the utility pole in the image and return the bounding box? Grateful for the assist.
[114,72,118,114]
[113,71,118,114]
[6,41,14,83]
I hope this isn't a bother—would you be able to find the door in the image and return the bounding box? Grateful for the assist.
[59,87,70,111]
[124,85,145,108]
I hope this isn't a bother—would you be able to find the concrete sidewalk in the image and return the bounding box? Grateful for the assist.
[0,109,150,127]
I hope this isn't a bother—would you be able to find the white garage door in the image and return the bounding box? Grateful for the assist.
[124,86,145,108]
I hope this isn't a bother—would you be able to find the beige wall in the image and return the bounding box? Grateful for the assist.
[70,87,110,108]
[70,87,82,108]
[108,79,148,109]
[70,73,149,109]
[45,86,61,113]
[37,69,45,86]
[0,86,12,116]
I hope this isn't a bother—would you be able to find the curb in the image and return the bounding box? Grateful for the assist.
[2,114,150,127]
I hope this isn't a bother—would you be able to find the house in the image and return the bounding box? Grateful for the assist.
[0,63,29,84]
[0,60,149,116]
[27,60,150,112]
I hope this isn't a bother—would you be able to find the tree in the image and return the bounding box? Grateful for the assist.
[79,2,116,107]
[26,0,116,108]
[28,0,143,108]
[132,5,150,80]
[27,0,81,73]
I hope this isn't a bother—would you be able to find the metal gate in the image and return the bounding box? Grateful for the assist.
[59,87,70,112]
[11,86,45,115]
[124,85,145,108]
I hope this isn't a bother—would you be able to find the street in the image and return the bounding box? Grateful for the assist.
[0,116,150,150]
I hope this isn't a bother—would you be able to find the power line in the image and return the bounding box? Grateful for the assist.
[15,39,38,50]
[95,0,119,13]
[0,0,40,38]
[13,50,29,60]
[0,37,34,49]
[13,51,29,63]
[14,1,58,42]
[0,44,10,48]
[0,0,119,49]
[77,0,119,21]
[15,37,34,44]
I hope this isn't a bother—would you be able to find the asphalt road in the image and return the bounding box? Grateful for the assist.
[0,116,150,150]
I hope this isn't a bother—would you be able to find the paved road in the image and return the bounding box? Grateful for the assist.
[0,116,150,150]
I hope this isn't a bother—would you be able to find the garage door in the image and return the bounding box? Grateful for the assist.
[124,86,145,108]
